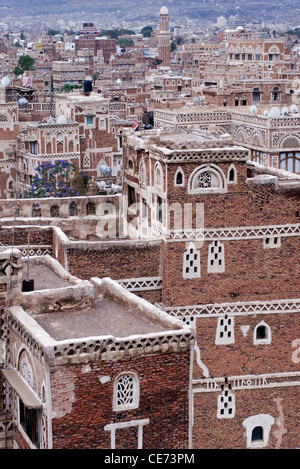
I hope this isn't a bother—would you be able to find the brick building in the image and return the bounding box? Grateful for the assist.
[0,127,299,449]
[74,23,116,64]
[0,250,193,449]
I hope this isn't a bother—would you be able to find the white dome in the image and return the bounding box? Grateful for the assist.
[160,6,169,14]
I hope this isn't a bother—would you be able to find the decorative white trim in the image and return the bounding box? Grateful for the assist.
[207,240,225,273]
[166,298,300,319]
[117,276,162,292]
[215,315,234,344]
[193,371,300,393]
[243,414,274,449]
[167,223,300,242]
[188,163,227,194]
[113,372,140,411]
[263,236,281,249]
[217,386,235,419]
[183,242,201,279]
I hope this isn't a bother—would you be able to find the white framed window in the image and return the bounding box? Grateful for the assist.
[104,418,149,449]
[217,385,235,419]
[113,372,140,411]
[227,163,237,184]
[253,321,271,345]
[263,236,281,249]
[207,240,225,273]
[215,315,234,345]
[183,242,201,279]
[188,164,227,194]
[243,414,274,448]
[174,167,184,187]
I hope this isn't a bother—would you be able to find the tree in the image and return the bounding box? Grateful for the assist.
[117,38,134,48]
[170,41,177,52]
[47,29,60,36]
[60,84,82,92]
[23,160,86,198]
[141,26,153,37]
[13,54,35,76]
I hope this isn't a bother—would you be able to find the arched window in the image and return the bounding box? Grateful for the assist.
[50,205,59,217]
[139,161,147,188]
[86,202,96,215]
[228,164,237,184]
[243,414,274,448]
[252,426,263,442]
[174,167,184,187]
[113,372,140,411]
[32,203,41,218]
[252,87,261,102]
[272,87,280,101]
[69,201,77,216]
[253,321,271,345]
[188,164,227,194]
[154,162,164,190]
[279,152,300,174]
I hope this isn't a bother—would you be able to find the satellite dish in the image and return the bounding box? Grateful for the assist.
[57,115,67,124]
[269,106,280,117]
[290,104,298,113]
[98,181,106,190]
[250,105,257,115]
[1,76,10,87]
[281,107,289,115]
[263,110,269,117]
[18,97,29,107]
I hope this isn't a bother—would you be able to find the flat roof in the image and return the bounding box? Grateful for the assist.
[33,297,169,341]
[22,263,72,291]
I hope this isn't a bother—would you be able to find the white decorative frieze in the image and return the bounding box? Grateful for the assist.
[117,277,162,292]
[166,298,300,319]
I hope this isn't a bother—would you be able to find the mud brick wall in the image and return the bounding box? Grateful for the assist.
[192,386,300,449]
[66,240,162,281]
[0,227,53,248]
[162,235,300,306]
[50,351,190,449]
[193,313,300,380]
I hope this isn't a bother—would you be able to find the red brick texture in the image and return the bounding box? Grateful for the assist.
[50,351,190,449]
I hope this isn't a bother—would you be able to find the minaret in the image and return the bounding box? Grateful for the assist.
[158,6,171,68]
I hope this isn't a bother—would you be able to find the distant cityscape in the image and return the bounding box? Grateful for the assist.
[0,0,300,33]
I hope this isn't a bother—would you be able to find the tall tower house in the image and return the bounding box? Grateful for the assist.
[158,6,171,67]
